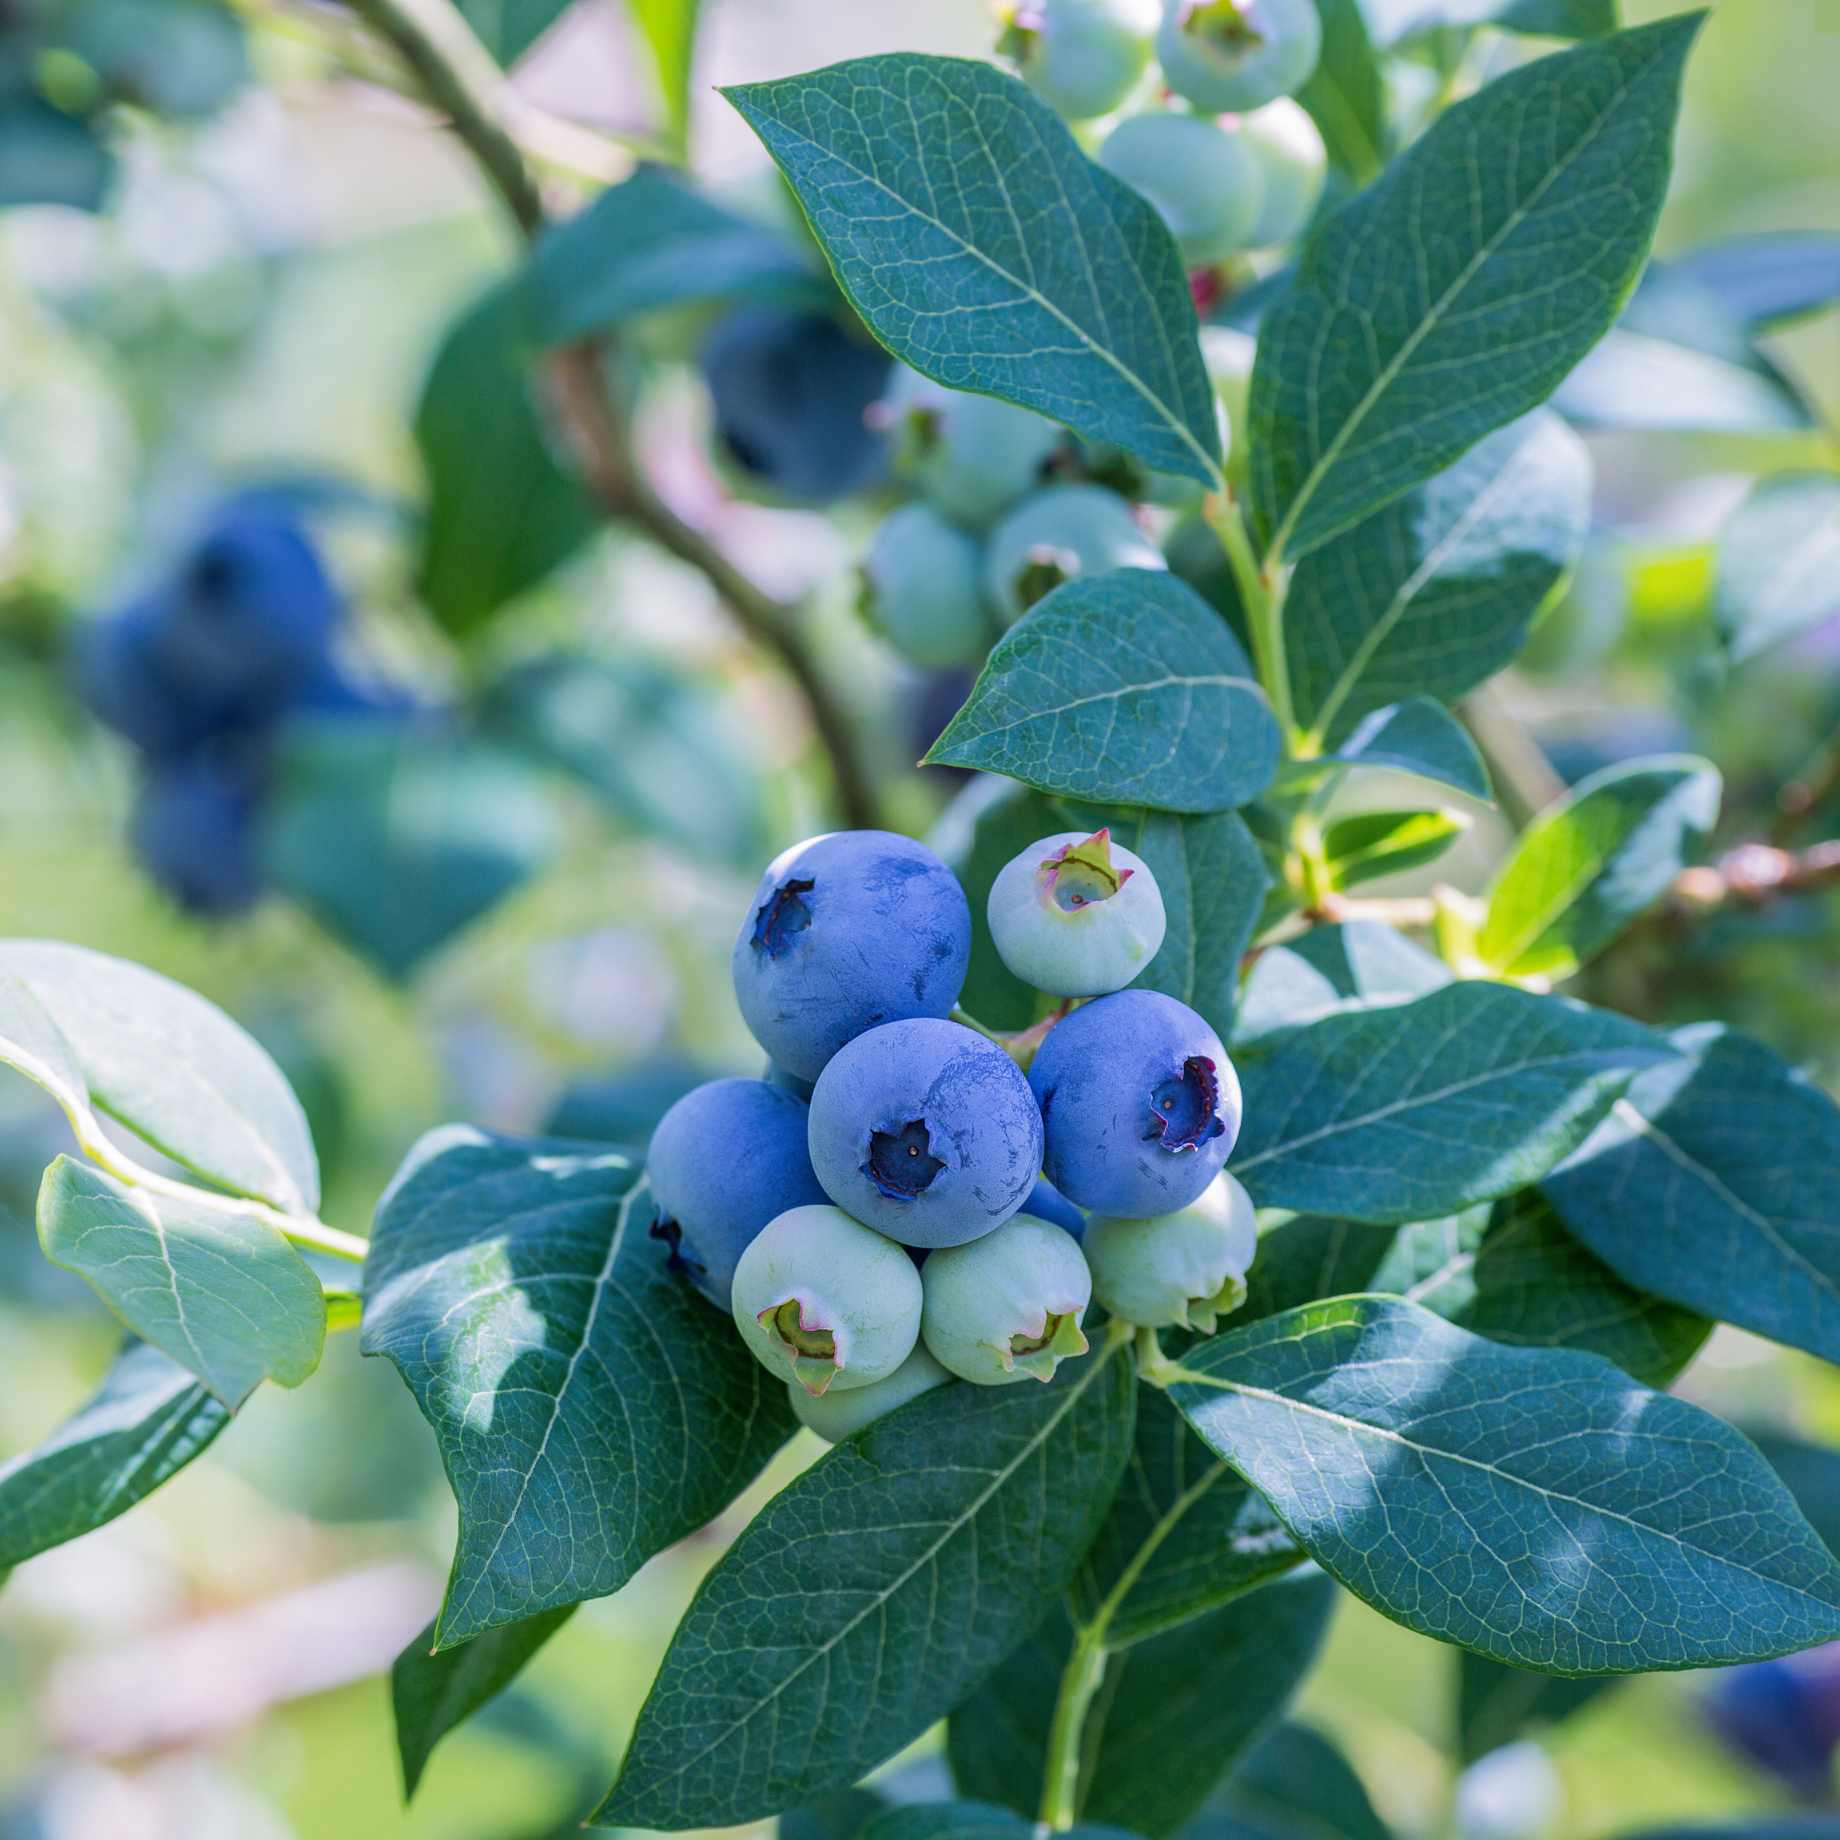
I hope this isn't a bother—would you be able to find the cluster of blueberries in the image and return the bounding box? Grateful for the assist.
[646,826,1259,1441]
[73,496,398,914]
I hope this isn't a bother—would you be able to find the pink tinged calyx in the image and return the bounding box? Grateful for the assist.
[1147,1055,1228,1152]
[1181,0,1266,48]
[1037,828,1135,913]
[760,1296,843,1395]
[1005,1308,1090,1380]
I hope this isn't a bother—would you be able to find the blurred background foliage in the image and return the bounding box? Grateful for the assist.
[1,0,1839,1835]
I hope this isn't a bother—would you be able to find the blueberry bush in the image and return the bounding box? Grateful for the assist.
[5,0,1840,1835]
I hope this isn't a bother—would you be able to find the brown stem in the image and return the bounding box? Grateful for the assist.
[1774,726,1840,842]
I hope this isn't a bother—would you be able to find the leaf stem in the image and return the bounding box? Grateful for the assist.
[1210,497,1297,743]
[1039,1621,1107,1830]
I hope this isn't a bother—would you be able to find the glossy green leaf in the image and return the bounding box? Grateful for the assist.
[726,55,1221,484]
[414,282,598,638]
[1169,1295,1840,1671]
[1234,921,1451,1050]
[949,1572,1337,1838]
[1229,983,1670,1222]
[1362,0,1617,41]
[1542,1023,1840,1366]
[361,1128,794,1648]
[926,572,1280,813]
[1297,0,1386,182]
[627,0,701,153]
[0,944,318,1214]
[596,1334,1135,1829]
[1291,700,1494,802]
[1713,474,1840,664]
[1456,1655,1618,1765]
[1750,1433,1840,1559]
[455,0,570,64]
[1673,233,1840,329]
[1324,809,1469,891]
[266,720,565,981]
[526,166,822,346]
[1201,1719,1392,1840]
[1477,755,1721,978]
[859,1805,1132,1840]
[1251,18,1698,561]
[37,1158,325,1407]
[0,1341,230,1569]
[393,1605,576,1797]
[1284,413,1591,748]
[782,1787,892,1840]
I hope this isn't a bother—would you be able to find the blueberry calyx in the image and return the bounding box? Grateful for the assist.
[1184,0,1265,48]
[864,1118,946,1200]
[1016,547,1076,611]
[760,1297,842,1395]
[649,1214,707,1285]
[1038,828,1134,912]
[1146,1055,1228,1153]
[1009,1310,1090,1363]
[752,877,815,957]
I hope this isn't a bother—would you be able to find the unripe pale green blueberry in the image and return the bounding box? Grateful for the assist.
[787,1343,954,1442]
[1240,97,1327,246]
[884,370,1065,530]
[921,1215,1093,1386]
[989,828,1167,997]
[1156,0,1322,114]
[1097,109,1264,266]
[862,504,992,669]
[1084,1170,1258,1331]
[998,0,1160,121]
[983,484,1165,623]
[1199,326,1257,450]
[731,1204,922,1396]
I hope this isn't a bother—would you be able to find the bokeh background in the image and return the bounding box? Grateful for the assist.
[2,0,1839,1835]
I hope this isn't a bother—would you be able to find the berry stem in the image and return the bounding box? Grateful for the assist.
[1038,1622,1107,1829]
[1209,496,1297,744]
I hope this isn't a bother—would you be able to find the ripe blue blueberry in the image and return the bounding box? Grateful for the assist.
[129,753,265,915]
[700,306,892,505]
[863,505,992,669]
[731,830,972,1082]
[807,1017,1044,1248]
[787,1343,954,1442]
[988,828,1167,997]
[645,1077,829,1309]
[731,1204,922,1396]
[998,0,1158,120]
[1022,1173,1087,1239]
[1156,0,1322,113]
[1241,97,1327,246]
[920,1215,1092,1385]
[1097,109,1264,266]
[1084,1170,1257,1330]
[983,485,1165,623]
[1029,988,1241,1216]
[887,372,1067,530]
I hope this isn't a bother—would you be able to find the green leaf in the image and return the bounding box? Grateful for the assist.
[1251,18,1698,561]
[1168,1295,1840,1672]
[1476,755,1721,979]
[627,0,701,154]
[1234,920,1451,1050]
[1071,1385,1304,1645]
[1362,0,1618,46]
[265,721,565,981]
[1284,414,1591,748]
[1202,1719,1392,1840]
[414,282,599,638]
[949,1572,1337,1839]
[1297,0,1386,182]
[783,1787,892,1840]
[1288,700,1493,803]
[1542,1023,1840,1366]
[393,1605,576,1798]
[1713,474,1840,663]
[596,1334,1136,1829]
[858,1805,1132,1840]
[926,572,1280,813]
[455,0,570,64]
[1455,1655,1618,1766]
[0,1340,230,1569]
[1674,233,1840,330]
[1750,1432,1840,1559]
[526,166,822,346]
[0,944,318,1214]
[482,652,769,868]
[1229,983,1670,1223]
[37,1158,325,1407]
[362,1128,793,1648]
[0,98,113,211]
[725,54,1222,485]
[1324,809,1469,891]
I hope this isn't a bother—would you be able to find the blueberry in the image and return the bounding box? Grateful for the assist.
[763,1059,817,1103]
[645,1078,830,1309]
[1241,98,1326,246]
[863,505,992,670]
[1084,1170,1257,1330]
[1022,1173,1087,1239]
[983,485,1166,623]
[130,753,265,915]
[920,1215,1092,1385]
[1028,989,1241,1215]
[699,307,892,505]
[807,1017,1043,1248]
[998,0,1159,121]
[1097,109,1265,266]
[731,830,972,1082]
[885,370,1067,528]
[788,1343,954,1442]
[1705,1653,1840,1798]
[988,828,1168,997]
[1156,0,1322,113]
[1200,326,1257,464]
[730,1204,923,1395]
